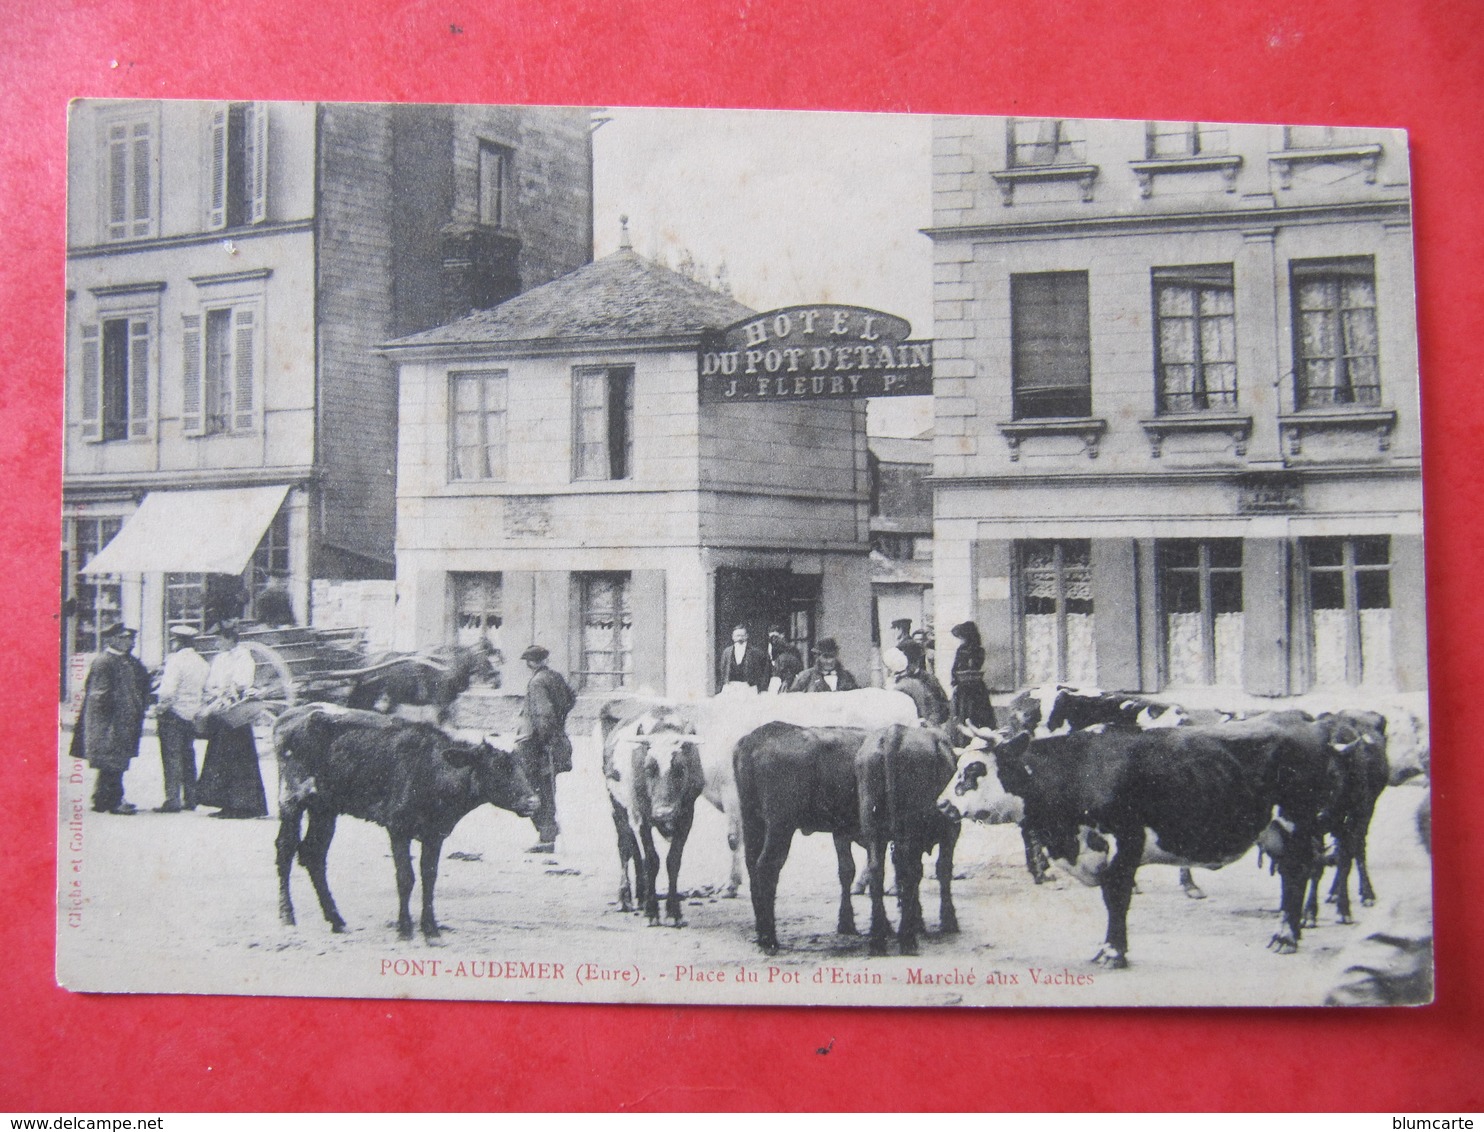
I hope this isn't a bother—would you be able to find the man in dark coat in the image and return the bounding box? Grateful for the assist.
[717,624,769,693]
[766,627,803,693]
[70,623,151,814]
[788,637,860,692]
[518,645,576,853]
[886,639,951,725]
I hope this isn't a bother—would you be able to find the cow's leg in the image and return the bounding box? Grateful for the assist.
[833,833,858,937]
[1179,867,1206,900]
[640,822,664,927]
[1330,827,1357,924]
[894,840,926,957]
[1353,802,1380,907]
[275,807,304,927]
[749,828,793,954]
[724,791,745,898]
[390,833,416,940]
[1268,824,1315,954]
[1093,831,1142,969]
[663,810,696,927]
[864,833,891,955]
[300,810,346,933]
[418,835,445,940]
[609,799,639,913]
[936,828,960,935]
[1021,825,1050,884]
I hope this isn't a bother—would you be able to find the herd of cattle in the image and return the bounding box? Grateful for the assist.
[268,683,1427,971]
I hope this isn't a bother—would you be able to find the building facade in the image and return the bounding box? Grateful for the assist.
[867,433,934,676]
[386,246,873,701]
[928,117,1425,698]
[63,100,592,680]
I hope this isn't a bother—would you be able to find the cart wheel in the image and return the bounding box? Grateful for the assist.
[244,639,297,718]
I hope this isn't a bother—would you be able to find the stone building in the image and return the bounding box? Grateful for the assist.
[867,433,934,671]
[928,118,1424,697]
[384,241,873,701]
[62,100,592,680]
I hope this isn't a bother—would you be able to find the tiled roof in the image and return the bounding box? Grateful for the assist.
[385,248,754,349]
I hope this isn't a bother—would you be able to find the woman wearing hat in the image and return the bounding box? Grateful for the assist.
[195,621,269,819]
[948,620,997,731]
[70,623,151,814]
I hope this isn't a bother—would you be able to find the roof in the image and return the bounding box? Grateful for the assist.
[385,248,755,350]
[868,435,933,466]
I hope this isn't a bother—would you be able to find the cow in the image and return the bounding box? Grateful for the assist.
[855,724,961,955]
[1304,710,1390,926]
[939,715,1347,967]
[599,701,705,926]
[273,703,538,940]
[343,641,497,723]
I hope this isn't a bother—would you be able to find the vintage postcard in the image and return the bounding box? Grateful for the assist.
[57,102,1431,1007]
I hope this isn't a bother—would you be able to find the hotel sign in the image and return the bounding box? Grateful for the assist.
[698,305,932,402]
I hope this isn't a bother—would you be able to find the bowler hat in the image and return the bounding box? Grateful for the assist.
[814,637,840,658]
[520,645,550,664]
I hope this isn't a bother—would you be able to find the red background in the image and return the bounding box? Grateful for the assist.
[2,0,1480,1112]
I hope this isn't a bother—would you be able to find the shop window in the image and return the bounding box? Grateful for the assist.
[1008,118,1086,167]
[478,141,513,229]
[1160,539,1243,687]
[1146,122,1228,158]
[1292,258,1380,410]
[451,572,503,654]
[1307,536,1393,688]
[1012,272,1091,419]
[102,115,156,241]
[249,508,291,619]
[449,370,509,481]
[207,102,268,230]
[573,366,634,480]
[69,516,124,656]
[576,572,633,692]
[182,303,259,435]
[1154,266,1237,413]
[79,315,152,441]
[1019,539,1095,686]
[165,573,207,633]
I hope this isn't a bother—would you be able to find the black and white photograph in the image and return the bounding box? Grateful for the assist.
[57,101,1432,1007]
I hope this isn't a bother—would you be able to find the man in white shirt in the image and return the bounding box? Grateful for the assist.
[717,624,769,693]
[154,624,209,811]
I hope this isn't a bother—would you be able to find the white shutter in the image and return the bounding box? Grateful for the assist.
[129,121,154,238]
[207,107,228,230]
[128,318,151,438]
[181,314,204,435]
[105,124,129,241]
[246,102,268,224]
[80,323,102,441]
[232,307,256,432]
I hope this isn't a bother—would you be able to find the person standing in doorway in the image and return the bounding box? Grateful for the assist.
[766,626,803,694]
[195,620,269,819]
[788,637,859,692]
[890,618,913,649]
[71,623,151,814]
[718,624,769,693]
[886,639,951,725]
[517,645,576,854]
[154,624,209,811]
[947,620,997,732]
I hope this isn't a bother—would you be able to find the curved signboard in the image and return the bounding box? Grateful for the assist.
[698,304,932,402]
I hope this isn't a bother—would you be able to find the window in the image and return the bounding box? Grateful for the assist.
[449,371,509,480]
[165,574,207,633]
[1307,536,1393,688]
[102,116,156,241]
[871,534,916,561]
[1284,125,1373,149]
[249,508,291,597]
[478,141,513,229]
[573,366,634,480]
[1019,540,1095,685]
[182,304,259,435]
[1012,273,1091,419]
[1146,122,1228,158]
[69,516,123,656]
[1154,266,1237,412]
[79,315,152,441]
[451,573,502,654]
[1160,540,1243,687]
[207,102,268,229]
[1008,118,1086,167]
[1291,258,1380,409]
[576,572,633,692]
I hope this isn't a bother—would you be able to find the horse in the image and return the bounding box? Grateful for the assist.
[344,640,498,723]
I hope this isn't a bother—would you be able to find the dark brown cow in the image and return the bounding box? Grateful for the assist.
[344,642,496,723]
[855,724,960,956]
[273,704,537,940]
[1304,710,1391,926]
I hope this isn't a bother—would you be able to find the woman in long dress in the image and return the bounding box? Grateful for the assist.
[195,621,269,819]
[949,620,997,732]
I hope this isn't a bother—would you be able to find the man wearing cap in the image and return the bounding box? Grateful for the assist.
[516,645,576,853]
[788,637,859,693]
[154,624,209,811]
[766,627,803,694]
[69,623,152,814]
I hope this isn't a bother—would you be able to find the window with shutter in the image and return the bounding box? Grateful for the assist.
[207,102,269,230]
[233,308,256,431]
[247,102,269,225]
[86,315,152,443]
[1011,272,1092,419]
[102,115,156,242]
[181,314,204,435]
[129,318,150,438]
[80,324,102,441]
[207,107,228,231]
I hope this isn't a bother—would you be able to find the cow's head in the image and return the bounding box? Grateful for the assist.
[632,713,704,836]
[938,729,1026,824]
[445,734,539,818]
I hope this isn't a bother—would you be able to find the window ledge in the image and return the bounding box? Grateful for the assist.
[997,417,1107,460]
[1139,413,1252,457]
[990,164,1099,205]
[1278,407,1397,458]
[1128,154,1242,198]
[1268,144,1383,190]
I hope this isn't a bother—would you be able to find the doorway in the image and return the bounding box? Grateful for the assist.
[713,568,821,688]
